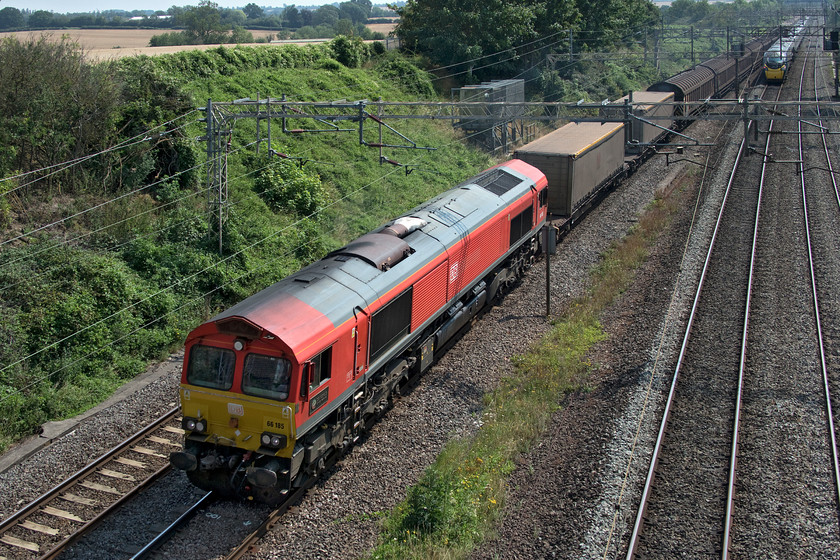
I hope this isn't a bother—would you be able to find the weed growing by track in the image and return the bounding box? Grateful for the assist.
[369,184,684,559]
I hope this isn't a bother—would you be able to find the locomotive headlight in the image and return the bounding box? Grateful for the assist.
[233,339,246,351]
[260,431,287,450]
[182,417,207,433]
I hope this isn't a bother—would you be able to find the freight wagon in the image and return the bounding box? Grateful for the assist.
[514,121,626,227]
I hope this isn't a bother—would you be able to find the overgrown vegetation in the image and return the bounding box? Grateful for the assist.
[0,36,489,452]
[369,179,689,560]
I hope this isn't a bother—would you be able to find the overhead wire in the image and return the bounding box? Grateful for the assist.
[0,158,208,258]
[0,102,510,399]
[0,186,207,292]
[0,138,261,253]
[0,143,323,293]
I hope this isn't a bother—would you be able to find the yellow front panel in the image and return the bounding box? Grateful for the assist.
[180,385,295,457]
[765,68,785,81]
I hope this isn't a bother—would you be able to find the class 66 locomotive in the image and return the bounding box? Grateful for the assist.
[170,159,551,505]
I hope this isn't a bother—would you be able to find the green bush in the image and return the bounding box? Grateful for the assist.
[149,31,188,47]
[371,41,386,56]
[0,36,121,194]
[330,35,368,68]
[253,158,327,217]
[375,57,435,97]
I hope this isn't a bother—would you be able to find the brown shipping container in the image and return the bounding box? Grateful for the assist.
[514,122,625,216]
[601,91,675,152]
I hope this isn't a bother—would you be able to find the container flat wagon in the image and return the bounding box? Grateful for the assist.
[514,121,625,228]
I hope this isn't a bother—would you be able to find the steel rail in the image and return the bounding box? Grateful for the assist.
[624,99,758,560]
[222,466,323,560]
[720,49,790,560]
[129,491,215,560]
[806,46,840,526]
[0,407,181,559]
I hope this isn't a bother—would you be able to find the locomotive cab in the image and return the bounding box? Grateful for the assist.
[764,55,785,70]
[170,323,306,504]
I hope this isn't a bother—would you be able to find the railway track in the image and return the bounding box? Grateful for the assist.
[807,35,840,513]
[128,490,214,560]
[0,408,182,559]
[626,40,840,559]
[724,42,840,558]
[624,93,767,558]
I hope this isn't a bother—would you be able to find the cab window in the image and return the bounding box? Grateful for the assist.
[242,354,291,401]
[187,344,235,390]
[303,346,332,396]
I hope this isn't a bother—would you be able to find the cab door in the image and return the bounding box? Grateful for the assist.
[353,306,370,380]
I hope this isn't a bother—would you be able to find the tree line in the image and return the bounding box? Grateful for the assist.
[0,0,394,34]
[392,0,786,84]
[149,0,389,45]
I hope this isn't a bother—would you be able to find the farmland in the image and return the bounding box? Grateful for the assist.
[0,23,396,59]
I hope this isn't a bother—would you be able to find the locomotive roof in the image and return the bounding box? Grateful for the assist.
[206,160,543,361]
[765,38,796,58]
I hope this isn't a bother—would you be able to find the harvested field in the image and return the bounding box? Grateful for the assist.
[0,29,282,60]
[0,28,278,60]
[0,23,396,60]
[366,22,397,35]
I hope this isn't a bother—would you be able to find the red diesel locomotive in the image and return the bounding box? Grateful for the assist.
[170,159,548,503]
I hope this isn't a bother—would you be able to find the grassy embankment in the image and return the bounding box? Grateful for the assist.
[0,42,493,452]
[369,174,692,559]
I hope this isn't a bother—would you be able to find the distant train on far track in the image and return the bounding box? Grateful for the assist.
[764,20,808,83]
[649,33,776,115]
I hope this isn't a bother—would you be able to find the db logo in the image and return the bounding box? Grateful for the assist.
[449,262,460,283]
[227,403,245,416]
